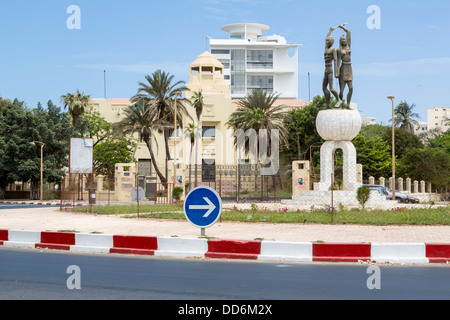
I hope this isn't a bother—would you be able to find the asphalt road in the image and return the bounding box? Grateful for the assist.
[0,204,56,210]
[0,247,449,302]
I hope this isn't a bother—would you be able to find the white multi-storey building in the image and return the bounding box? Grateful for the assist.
[414,122,428,135]
[427,106,449,133]
[209,23,300,99]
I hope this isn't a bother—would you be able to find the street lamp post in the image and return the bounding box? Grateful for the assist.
[30,141,45,201]
[387,96,396,201]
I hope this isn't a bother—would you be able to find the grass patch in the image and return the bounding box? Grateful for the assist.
[73,204,450,226]
[225,207,450,225]
[75,204,183,215]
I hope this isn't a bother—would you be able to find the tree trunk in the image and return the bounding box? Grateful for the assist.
[30,181,40,200]
[272,172,283,195]
[189,143,193,192]
[194,119,201,187]
[0,186,5,200]
[145,137,167,185]
[164,129,171,160]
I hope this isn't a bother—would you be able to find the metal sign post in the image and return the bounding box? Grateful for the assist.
[184,186,222,236]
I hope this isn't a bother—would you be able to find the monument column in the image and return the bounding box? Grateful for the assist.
[315,108,362,191]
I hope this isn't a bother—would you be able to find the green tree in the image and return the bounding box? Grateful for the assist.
[428,129,450,155]
[390,101,421,133]
[114,99,171,184]
[93,138,136,179]
[283,95,330,163]
[81,108,136,180]
[382,127,424,160]
[61,90,91,127]
[353,135,391,179]
[227,89,289,188]
[398,148,450,188]
[227,89,289,144]
[131,70,191,180]
[358,124,387,140]
[185,122,196,191]
[0,99,75,199]
[191,90,204,187]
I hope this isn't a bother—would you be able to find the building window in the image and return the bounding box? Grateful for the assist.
[218,59,230,69]
[202,159,216,182]
[211,49,230,55]
[247,50,273,69]
[230,49,246,95]
[138,159,152,176]
[202,126,215,138]
[247,75,274,93]
[169,128,182,138]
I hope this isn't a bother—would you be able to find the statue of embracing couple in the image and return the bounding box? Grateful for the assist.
[323,22,353,110]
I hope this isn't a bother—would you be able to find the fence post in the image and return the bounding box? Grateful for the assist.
[414,180,419,193]
[406,178,411,194]
[219,174,222,198]
[60,175,65,211]
[398,177,403,192]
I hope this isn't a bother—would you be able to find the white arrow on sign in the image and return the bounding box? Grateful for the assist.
[189,197,216,218]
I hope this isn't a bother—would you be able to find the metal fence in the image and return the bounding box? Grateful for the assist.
[60,173,95,212]
[184,164,292,203]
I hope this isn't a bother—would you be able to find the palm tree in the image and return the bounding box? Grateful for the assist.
[191,90,204,187]
[391,101,421,133]
[227,89,289,145]
[185,122,196,191]
[114,99,171,184]
[61,90,91,127]
[227,89,289,189]
[131,70,191,181]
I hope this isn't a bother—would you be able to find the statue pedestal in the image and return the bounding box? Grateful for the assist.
[284,108,396,208]
[282,189,394,208]
[316,109,362,142]
[315,108,362,192]
[314,140,360,191]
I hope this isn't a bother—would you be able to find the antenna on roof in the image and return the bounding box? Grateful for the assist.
[104,70,107,100]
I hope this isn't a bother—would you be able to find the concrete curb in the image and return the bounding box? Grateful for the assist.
[0,229,449,264]
[0,201,87,206]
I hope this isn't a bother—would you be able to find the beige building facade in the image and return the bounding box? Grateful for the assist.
[90,51,307,187]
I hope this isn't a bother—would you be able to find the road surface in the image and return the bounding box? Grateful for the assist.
[0,247,448,301]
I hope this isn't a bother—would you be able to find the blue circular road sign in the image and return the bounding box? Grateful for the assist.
[184,186,222,228]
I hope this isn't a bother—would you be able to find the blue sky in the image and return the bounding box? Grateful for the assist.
[0,0,449,124]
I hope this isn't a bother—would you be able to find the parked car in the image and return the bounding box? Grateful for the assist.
[363,184,390,198]
[385,188,418,203]
[363,185,419,203]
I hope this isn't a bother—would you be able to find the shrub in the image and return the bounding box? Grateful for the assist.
[356,186,371,209]
[172,187,183,201]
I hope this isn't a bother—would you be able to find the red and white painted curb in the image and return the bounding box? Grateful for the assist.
[0,229,449,264]
[0,201,86,206]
